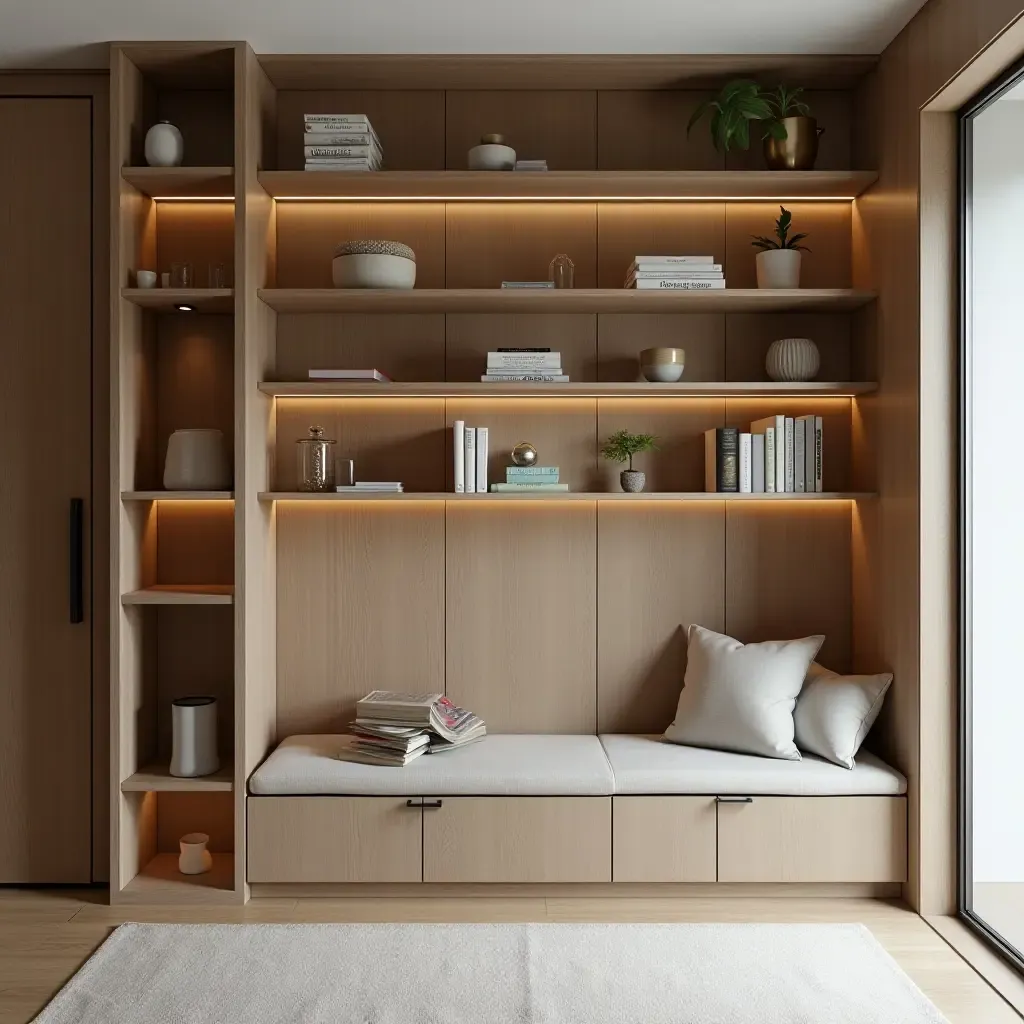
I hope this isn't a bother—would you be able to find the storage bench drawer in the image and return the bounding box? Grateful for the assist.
[247,796,421,883]
[716,796,907,883]
[422,797,611,882]
[612,796,717,882]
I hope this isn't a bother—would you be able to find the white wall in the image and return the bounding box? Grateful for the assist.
[969,96,1024,883]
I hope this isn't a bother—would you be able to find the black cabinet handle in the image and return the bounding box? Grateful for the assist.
[406,799,444,808]
[716,795,754,804]
[69,498,84,624]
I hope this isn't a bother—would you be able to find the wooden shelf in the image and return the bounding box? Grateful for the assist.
[121,288,234,313]
[122,490,234,501]
[121,761,234,793]
[261,492,875,502]
[258,288,876,315]
[260,169,877,202]
[261,381,876,399]
[121,584,234,605]
[121,166,235,198]
[115,853,236,905]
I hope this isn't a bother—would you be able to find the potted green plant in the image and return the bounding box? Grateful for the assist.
[601,429,658,493]
[687,80,821,169]
[751,206,810,289]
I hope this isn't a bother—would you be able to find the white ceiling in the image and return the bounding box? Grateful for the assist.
[1,0,930,70]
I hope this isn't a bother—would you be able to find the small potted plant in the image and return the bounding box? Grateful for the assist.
[601,429,658,493]
[751,206,810,289]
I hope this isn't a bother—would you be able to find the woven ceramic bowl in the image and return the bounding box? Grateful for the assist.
[332,241,417,289]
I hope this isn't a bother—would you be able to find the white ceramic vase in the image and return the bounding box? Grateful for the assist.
[639,347,685,383]
[755,249,802,289]
[170,696,220,777]
[178,833,213,875]
[765,337,821,382]
[144,121,184,167]
[163,429,231,490]
[468,134,516,170]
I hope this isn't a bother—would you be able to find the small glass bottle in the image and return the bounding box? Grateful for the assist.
[549,253,575,289]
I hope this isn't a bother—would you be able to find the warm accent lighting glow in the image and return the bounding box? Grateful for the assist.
[268,195,860,204]
[152,196,235,202]
[176,304,195,312]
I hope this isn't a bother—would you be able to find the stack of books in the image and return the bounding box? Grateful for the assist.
[481,348,567,383]
[336,481,404,493]
[308,368,391,382]
[303,114,382,172]
[501,281,554,289]
[490,465,567,493]
[514,159,548,171]
[705,415,823,493]
[338,691,487,766]
[625,255,725,291]
[452,421,489,494]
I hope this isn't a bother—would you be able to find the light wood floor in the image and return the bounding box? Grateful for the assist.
[1,891,1021,1023]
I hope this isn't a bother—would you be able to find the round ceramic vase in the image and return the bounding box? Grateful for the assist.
[144,121,184,167]
[332,241,416,289]
[765,337,820,382]
[163,429,231,490]
[468,134,516,170]
[755,249,802,289]
[639,347,685,383]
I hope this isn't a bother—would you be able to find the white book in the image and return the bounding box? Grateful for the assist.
[794,420,806,493]
[627,270,725,280]
[629,262,723,274]
[814,416,823,492]
[486,352,562,369]
[308,368,390,381]
[464,428,476,494]
[475,426,488,493]
[764,427,776,492]
[303,163,380,172]
[628,279,726,290]
[750,416,783,494]
[480,374,569,383]
[304,144,382,158]
[738,433,752,493]
[634,255,715,264]
[751,434,765,493]
[453,420,465,493]
[484,368,563,377]
[784,417,795,493]
[304,131,376,145]
[304,113,372,124]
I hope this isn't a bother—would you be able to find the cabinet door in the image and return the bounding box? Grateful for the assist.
[717,796,907,883]
[423,797,611,883]
[613,796,717,882]
[247,797,422,883]
[0,97,92,882]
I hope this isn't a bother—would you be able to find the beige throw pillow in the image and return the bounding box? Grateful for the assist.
[664,625,824,760]
[794,662,893,768]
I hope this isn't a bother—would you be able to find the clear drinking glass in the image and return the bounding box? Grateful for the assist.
[207,263,229,288]
[549,253,575,289]
[170,261,194,288]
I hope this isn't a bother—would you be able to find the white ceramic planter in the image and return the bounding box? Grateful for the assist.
[332,253,416,289]
[468,143,516,170]
[639,347,685,383]
[765,337,821,382]
[163,429,231,490]
[756,249,802,289]
[144,121,183,167]
[178,833,213,875]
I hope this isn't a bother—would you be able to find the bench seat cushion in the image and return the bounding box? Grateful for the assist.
[599,734,907,796]
[249,734,615,796]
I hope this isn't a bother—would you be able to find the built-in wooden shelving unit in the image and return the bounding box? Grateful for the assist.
[121,761,235,792]
[121,584,234,605]
[121,166,235,198]
[121,491,234,501]
[121,288,234,313]
[261,491,875,503]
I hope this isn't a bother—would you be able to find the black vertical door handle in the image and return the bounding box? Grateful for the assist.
[69,498,84,624]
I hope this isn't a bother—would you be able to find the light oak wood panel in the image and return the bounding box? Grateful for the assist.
[262,491,873,503]
[445,504,597,733]
[121,166,235,198]
[724,312,852,381]
[445,203,596,288]
[116,790,158,899]
[0,96,93,883]
[612,797,717,881]
[717,797,907,883]
[276,503,445,734]
[121,584,234,605]
[248,797,422,883]
[445,313,596,382]
[117,851,236,904]
[155,201,235,283]
[724,202,852,289]
[422,797,611,882]
[274,313,446,381]
[121,761,234,792]
[155,501,234,586]
[122,288,234,313]
[597,313,725,383]
[597,504,725,733]
[157,89,235,167]
[274,397,446,492]
[725,502,852,672]
[156,791,235,853]
[445,398,598,492]
[597,202,725,289]
[275,90,445,170]
[445,90,597,169]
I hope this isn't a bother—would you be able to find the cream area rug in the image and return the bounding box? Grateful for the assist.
[37,922,948,1023]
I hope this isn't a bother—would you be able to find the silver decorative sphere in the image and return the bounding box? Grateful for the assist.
[511,442,538,467]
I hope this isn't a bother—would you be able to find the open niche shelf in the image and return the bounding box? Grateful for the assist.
[122,166,235,198]
[118,852,236,905]
[121,584,235,605]
[121,760,235,793]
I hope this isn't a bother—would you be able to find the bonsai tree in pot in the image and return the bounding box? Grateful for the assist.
[601,429,658,493]
[751,206,810,289]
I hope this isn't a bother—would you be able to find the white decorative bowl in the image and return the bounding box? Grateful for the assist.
[765,337,820,382]
[640,347,685,383]
[468,143,516,170]
[332,240,417,289]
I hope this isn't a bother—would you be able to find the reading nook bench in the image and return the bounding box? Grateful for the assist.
[247,734,907,887]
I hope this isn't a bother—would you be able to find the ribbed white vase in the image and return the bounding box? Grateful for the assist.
[765,337,820,382]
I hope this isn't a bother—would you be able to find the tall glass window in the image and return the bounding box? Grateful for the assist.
[962,62,1024,968]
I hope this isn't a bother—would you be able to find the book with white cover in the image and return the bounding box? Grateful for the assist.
[304,131,376,145]
[629,262,723,275]
[784,417,795,492]
[464,427,476,494]
[481,374,569,383]
[751,415,784,494]
[627,279,726,290]
[304,144,382,159]
[308,368,390,381]
[627,270,725,280]
[738,433,752,493]
[475,426,488,493]
[484,368,564,377]
[814,416,823,492]
[762,427,776,492]
[303,163,380,172]
[487,352,562,369]
[453,420,465,493]
[751,433,765,493]
[794,420,806,493]
[634,255,714,264]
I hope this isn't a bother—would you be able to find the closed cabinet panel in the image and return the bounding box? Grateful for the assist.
[717,797,907,883]
[423,797,611,883]
[247,797,422,883]
[612,796,717,882]
[0,97,93,882]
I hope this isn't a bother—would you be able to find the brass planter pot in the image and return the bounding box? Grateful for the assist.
[763,115,823,171]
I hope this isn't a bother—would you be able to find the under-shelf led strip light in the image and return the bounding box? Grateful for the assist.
[149,195,860,203]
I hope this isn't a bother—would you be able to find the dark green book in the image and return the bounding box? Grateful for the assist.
[704,428,739,492]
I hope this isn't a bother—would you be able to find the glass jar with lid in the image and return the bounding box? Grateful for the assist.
[296,426,336,491]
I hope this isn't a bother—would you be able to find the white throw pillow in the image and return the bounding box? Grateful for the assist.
[664,625,824,761]
[794,662,893,769]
